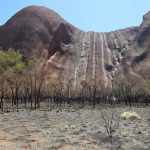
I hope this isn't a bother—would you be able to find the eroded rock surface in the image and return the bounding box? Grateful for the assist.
[0,6,150,86]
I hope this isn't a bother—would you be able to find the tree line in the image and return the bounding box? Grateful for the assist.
[0,48,150,111]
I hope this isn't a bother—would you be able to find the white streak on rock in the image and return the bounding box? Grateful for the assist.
[92,32,96,79]
[47,52,59,63]
[73,32,90,90]
[103,33,111,65]
[117,31,124,47]
[111,32,119,49]
[82,33,90,81]
[100,33,108,87]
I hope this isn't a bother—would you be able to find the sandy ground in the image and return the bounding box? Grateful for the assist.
[0,104,150,150]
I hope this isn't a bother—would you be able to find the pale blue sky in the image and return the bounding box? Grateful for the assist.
[0,0,150,32]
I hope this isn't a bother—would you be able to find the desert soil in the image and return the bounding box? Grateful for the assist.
[0,104,150,150]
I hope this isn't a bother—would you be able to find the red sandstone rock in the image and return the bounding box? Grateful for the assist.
[0,6,149,87]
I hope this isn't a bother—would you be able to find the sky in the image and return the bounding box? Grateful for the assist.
[0,0,150,32]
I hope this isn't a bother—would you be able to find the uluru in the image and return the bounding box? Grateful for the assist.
[0,6,149,89]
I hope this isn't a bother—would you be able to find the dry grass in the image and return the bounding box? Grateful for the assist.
[0,105,149,149]
[121,111,141,120]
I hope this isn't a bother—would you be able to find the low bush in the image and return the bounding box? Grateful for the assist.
[121,111,141,120]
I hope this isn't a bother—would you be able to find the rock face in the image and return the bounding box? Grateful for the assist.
[0,6,149,88]
[117,11,150,82]
[138,11,150,46]
[0,6,75,62]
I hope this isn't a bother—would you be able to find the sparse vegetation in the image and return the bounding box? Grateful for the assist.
[0,48,149,112]
[100,104,119,139]
[0,48,149,150]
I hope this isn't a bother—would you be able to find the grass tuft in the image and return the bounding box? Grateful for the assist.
[121,111,141,120]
